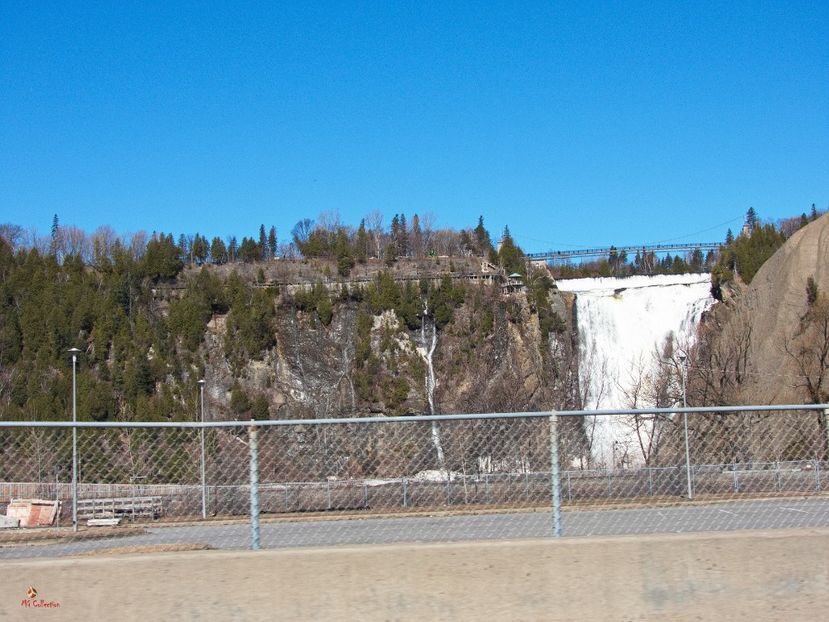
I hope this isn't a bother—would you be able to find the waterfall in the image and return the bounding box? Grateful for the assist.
[418,301,446,471]
[557,273,715,468]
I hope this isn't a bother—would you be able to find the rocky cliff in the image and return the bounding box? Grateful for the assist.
[202,275,580,422]
[697,213,829,405]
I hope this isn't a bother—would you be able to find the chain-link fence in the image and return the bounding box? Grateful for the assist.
[2,404,829,559]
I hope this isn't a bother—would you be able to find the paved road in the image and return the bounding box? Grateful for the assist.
[4,497,829,559]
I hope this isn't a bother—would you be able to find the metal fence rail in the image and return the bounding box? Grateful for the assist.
[1,404,828,559]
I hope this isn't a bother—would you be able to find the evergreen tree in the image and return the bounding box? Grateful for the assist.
[355,219,369,263]
[716,223,785,285]
[811,203,819,221]
[210,237,228,265]
[258,224,267,260]
[228,237,238,262]
[474,216,493,256]
[238,237,261,263]
[334,228,354,277]
[192,234,209,265]
[267,226,277,259]
[689,249,704,272]
[143,233,183,281]
[50,214,60,258]
[390,215,400,251]
[178,234,189,263]
[497,226,524,274]
[746,207,758,231]
[398,214,409,257]
[725,228,734,245]
[410,214,422,258]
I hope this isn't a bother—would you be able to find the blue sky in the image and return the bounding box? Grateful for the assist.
[1,1,827,253]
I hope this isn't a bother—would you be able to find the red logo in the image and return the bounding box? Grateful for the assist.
[20,586,60,609]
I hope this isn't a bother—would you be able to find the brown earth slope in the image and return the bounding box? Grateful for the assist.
[722,213,829,404]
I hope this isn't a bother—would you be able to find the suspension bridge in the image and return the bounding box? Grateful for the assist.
[526,242,721,262]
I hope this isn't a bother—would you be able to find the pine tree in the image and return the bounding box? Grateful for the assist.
[228,237,238,262]
[746,207,758,231]
[725,229,734,245]
[498,226,524,274]
[50,214,60,258]
[210,237,228,265]
[355,219,369,263]
[192,234,209,264]
[390,214,400,252]
[410,214,423,258]
[178,234,189,263]
[258,224,267,261]
[474,216,492,257]
[398,214,409,257]
[811,203,819,221]
[268,226,277,260]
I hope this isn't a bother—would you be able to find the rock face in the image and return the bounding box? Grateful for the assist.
[204,284,580,423]
[724,213,829,404]
[198,281,581,479]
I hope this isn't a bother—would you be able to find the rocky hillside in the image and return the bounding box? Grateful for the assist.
[682,213,829,464]
[0,239,580,427]
[202,273,580,423]
[692,213,829,406]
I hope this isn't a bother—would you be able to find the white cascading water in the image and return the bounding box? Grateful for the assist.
[417,301,446,471]
[557,273,715,468]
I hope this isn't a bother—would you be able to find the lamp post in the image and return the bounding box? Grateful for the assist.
[67,347,81,532]
[198,379,207,519]
[679,354,693,500]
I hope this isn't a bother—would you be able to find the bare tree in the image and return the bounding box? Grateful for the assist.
[785,295,829,404]
[784,295,829,459]
[688,305,752,406]
[365,211,384,258]
[576,341,609,468]
[91,225,118,266]
[129,231,148,260]
[617,339,680,466]
[61,226,91,261]
[316,211,341,233]
[0,223,25,249]
[420,212,436,255]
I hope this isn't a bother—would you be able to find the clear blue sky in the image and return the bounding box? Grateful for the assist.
[1,1,827,252]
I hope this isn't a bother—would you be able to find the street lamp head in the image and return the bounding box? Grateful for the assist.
[197,379,206,387]
[67,347,81,355]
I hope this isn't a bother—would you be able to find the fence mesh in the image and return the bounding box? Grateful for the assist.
[1,406,828,558]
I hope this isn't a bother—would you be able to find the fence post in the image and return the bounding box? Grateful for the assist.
[549,412,562,538]
[249,422,260,551]
[683,413,693,500]
[402,477,408,508]
[824,409,829,463]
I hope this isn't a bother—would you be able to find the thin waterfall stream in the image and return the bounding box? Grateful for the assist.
[419,300,446,472]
